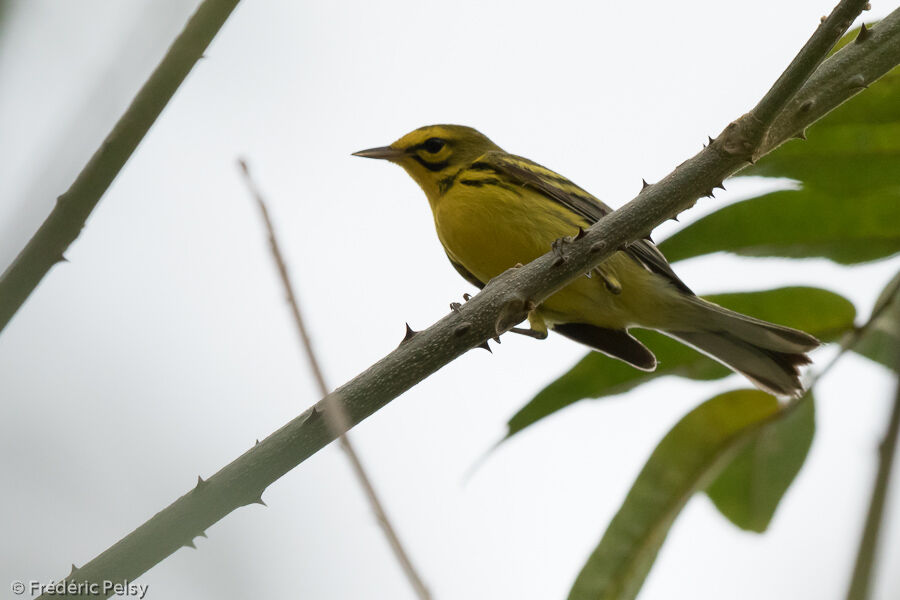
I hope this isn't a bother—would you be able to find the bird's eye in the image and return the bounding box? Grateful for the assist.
[422,138,446,154]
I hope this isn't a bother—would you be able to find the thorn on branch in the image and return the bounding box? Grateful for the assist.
[198,530,208,538]
[252,496,267,507]
[714,181,726,191]
[574,226,587,241]
[794,130,808,140]
[306,404,323,427]
[195,476,207,489]
[856,22,871,43]
[69,564,79,576]
[401,322,417,343]
[184,540,196,550]
[477,340,492,353]
[641,179,650,191]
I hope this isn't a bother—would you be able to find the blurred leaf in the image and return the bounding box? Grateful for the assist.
[657,54,900,265]
[506,287,854,438]
[656,188,900,265]
[706,393,815,532]
[568,390,785,600]
[855,270,900,371]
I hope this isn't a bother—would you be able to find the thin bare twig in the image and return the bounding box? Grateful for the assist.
[812,274,900,387]
[846,282,900,600]
[237,159,431,600]
[847,376,900,600]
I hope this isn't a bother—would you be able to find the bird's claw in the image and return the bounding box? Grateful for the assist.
[510,327,549,340]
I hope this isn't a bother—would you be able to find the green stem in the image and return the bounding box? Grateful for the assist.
[846,352,900,599]
[0,0,240,334]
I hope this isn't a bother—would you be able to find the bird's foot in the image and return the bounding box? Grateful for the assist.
[510,327,548,340]
[594,267,622,294]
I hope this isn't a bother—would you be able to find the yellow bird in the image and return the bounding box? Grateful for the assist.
[354,125,819,397]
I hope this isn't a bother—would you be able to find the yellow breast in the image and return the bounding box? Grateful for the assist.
[435,182,582,280]
[432,180,679,330]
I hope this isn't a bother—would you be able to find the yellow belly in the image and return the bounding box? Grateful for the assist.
[434,184,680,330]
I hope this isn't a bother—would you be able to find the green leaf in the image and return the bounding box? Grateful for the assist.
[568,390,788,600]
[854,269,900,371]
[705,393,815,532]
[506,287,854,438]
[656,188,900,265]
[656,57,900,265]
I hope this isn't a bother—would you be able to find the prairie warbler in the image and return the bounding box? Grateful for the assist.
[354,125,819,397]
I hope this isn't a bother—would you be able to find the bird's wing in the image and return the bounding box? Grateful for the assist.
[475,151,693,294]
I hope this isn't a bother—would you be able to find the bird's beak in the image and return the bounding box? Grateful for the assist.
[352,146,405,161]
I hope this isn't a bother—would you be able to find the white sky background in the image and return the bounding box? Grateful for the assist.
[1,1,899,599]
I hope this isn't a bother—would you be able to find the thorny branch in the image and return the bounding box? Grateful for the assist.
[0,0,241,334]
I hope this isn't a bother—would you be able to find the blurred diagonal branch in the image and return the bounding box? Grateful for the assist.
[0,0,240,334]
[37,3,900,598]
[846,285,900,600]
[847,374,900,600]
[237,159,431,600]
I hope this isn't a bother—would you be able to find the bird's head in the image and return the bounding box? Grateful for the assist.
[353,124,502,203]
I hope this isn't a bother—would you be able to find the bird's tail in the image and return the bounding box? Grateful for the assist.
[666,297,820,398]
